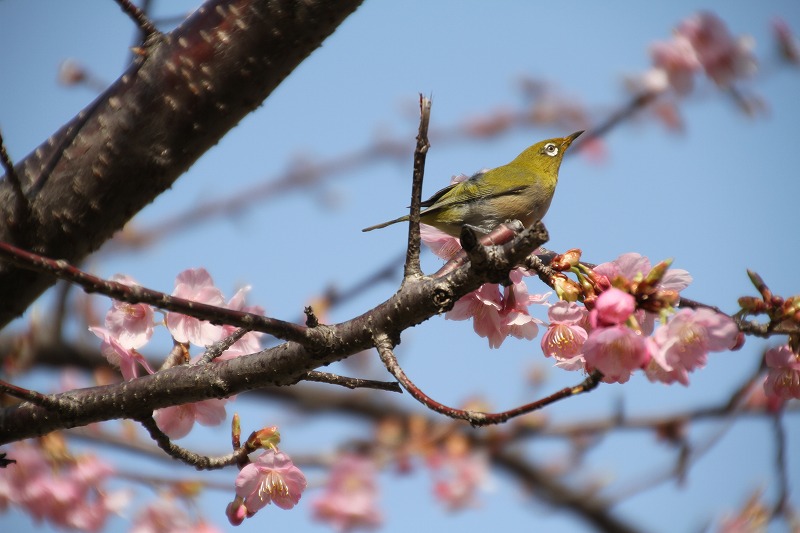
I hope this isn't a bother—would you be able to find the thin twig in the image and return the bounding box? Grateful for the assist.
[404,94,432,279]
[0,129,25,203]
[0,378,77,411]
[114,0,159,39]
[303,370,402,393]
[137,415,249,470]
[0,240,310,344]
[375,333,600,426]
[115,468,231,492]
[0,128,32,233]
[195,328,249,365]
[572,90,659,151]
[771,409,790,518]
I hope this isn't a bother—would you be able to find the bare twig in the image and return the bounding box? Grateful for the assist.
[771,410,790,518]
[375,333,601,426]
[404,95,432,279]
[0,240,310,344]
[0,128,32,236]
[573,90,659,150]
[0,378,77,411]
[0,129,24,205]
[115,468,231,492]
[195,328,249,365]
[302,370,402,393]
[114,0,159,39]
[137,415,248,470]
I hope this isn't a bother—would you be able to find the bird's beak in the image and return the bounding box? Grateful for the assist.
[562,130,584,149]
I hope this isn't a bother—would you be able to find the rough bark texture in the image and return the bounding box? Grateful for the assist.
[0,0,364,327]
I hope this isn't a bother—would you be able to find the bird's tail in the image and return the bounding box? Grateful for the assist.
[361,214,410,232]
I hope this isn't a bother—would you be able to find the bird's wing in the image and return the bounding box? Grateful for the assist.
[420,171,527,213]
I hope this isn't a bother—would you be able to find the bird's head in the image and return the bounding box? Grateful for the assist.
[511,130,584,176]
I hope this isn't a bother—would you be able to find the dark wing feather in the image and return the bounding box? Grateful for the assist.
[422,179,527,215]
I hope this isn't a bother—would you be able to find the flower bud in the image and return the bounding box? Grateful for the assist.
[642,258,673,287]
[554,276,582,302]
[737,296,765,314]
[247,425,281,451]
[551,248,582,271]
[226,496,247,526]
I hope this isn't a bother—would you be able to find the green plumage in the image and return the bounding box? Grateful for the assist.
[362,131,583,237]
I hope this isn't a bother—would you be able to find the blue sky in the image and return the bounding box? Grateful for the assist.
[1,1,799,532]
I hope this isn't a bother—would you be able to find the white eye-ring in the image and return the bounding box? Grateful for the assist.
[543,143,559,157]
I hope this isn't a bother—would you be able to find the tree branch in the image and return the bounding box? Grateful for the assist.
[0,0,365,328]
[0,217,550,444]
[137,415,248,470]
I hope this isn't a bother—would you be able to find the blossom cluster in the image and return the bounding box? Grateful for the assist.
[89,268,264,439]
[423,226,762,389]
[650,12,757,94]
[626,12,765,128]
[311,454,382,531]
[0,441,130,532]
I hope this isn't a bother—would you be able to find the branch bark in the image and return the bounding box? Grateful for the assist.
[0,0,364,327]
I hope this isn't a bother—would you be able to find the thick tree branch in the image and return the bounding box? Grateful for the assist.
[0,0,364,328]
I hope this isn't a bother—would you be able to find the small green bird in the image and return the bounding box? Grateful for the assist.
[362,131,583,237]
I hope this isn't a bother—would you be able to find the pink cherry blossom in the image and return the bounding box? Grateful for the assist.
[226,497,248,526]
[594,253,692,292]
[593,252,691,335]
[632,12,757,97]
[774,18,800,64]
[430,451,490,511]
[312,454,382,532]
[420,224,463,260]
[89,326,155,380]
[541,301,589,370]
[130,498,220,533]
[590,287,636,328]
[0,443,128,533]
[153,398,229,439]
[446,270,546,348]
[646,308,739,386]
[583,325,651,384]
[212,286,265,360]
[166,268,226,346]
[763,344,800,400]
[447,283,504,347]
[234,449,307,515]
[650,35,701,94]
[104,275,154,350]
[677,12,757,87]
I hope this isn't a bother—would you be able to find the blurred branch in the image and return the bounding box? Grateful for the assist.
[105,83,640,254]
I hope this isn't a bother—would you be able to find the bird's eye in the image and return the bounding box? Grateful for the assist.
[543,143,558,157]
